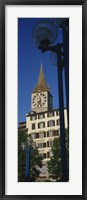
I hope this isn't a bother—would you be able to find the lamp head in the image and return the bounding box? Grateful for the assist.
[32,19,58,48]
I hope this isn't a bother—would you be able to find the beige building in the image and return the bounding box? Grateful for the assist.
[19,63,68,178]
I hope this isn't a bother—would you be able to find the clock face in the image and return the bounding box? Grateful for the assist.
[32,93,47,107]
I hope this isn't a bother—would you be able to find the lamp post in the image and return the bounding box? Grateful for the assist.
[55,18,69,125]
[21,136,32,181]
[25,138,30,181]
[32,19,68,181]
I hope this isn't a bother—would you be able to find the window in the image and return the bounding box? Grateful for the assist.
[30,115,36,121]
[49,131,53,137]
[57,129,60,135]
[47,111,54,117]
[47,152,50,158]
[31,133,39,139]
[56,111,59,116]
[38,113,45,119]
[53,130,57,136]
[47,120,55,127]
[39,132,46,138]
[49,141,53,147]
[32,123,35,130]
[43,153,46,158]
[39,132,44,138]
[40,153,46,158]
[47,141,53,147]
[38,143,42,148]
[38,122,45,129]
[32,133,36,139]
[47,131,53,137]
[56,119,60,126]
[47,151,53,158]
[36,133,39,138]
[38,143,46,148]
[42,153,46,158]
[50,151,53,157]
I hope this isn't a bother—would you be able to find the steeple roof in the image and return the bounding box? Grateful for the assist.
[32,62,49,93]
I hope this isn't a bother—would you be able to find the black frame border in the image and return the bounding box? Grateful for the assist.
[0,0,87,199]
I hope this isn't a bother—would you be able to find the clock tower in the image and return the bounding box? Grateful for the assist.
[31,63,53,113]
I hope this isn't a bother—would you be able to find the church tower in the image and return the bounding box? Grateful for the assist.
[31,63,53,113]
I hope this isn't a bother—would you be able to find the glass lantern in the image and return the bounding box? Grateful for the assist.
[32,19,58,47]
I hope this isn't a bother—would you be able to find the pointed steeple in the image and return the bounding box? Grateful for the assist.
[32,62,49,93]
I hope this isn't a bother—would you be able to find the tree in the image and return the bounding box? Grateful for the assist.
[18,130,28,182]
[47,137,61,181]
[47,128,69,181]
[18,131,42,182]
[26,136,43,181]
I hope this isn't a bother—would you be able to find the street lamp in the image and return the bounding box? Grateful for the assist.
[32,19,68,181]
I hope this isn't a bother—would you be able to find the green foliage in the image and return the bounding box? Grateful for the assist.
[18,130,42,182]
[47,128,69,181]
[18,130,28,182]
[28,143,42,181]
[47,137,61,180]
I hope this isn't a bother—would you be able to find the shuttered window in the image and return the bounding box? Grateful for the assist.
[32,123,35,130]
[38,122,45,129]
[47,131,53,137]
[47,111,54,117]
[47,141,53,147]
[30,115,37,120]
[56,119,60,126]
[47,152,50,158]
[38,113,45,119]
[56,111,59,116]
[39,132,46,138]
[38,143,46,148]
[47,120,55,127]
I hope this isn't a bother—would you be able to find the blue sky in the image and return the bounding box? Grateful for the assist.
[18,18,67,123]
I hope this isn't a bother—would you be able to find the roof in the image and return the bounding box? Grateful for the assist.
[32,63,49,93]
[26,107,67,117]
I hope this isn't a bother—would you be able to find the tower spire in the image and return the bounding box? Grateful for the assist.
[32,62,48,93]
[41,59,42,68]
